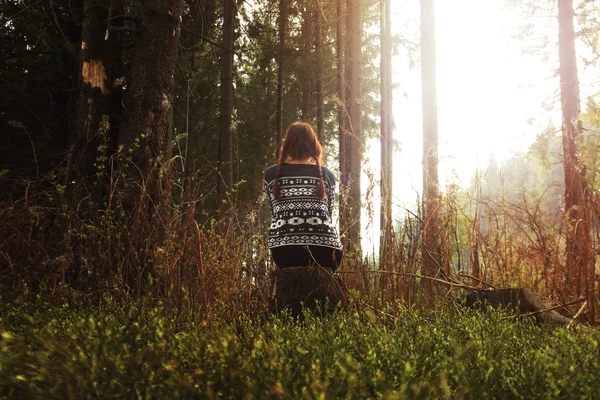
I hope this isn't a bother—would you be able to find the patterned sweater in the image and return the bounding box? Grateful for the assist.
[264,164,343,250]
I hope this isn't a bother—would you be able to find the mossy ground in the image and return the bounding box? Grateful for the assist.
[1,298,599,399]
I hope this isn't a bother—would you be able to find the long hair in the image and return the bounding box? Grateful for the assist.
[274,122,326,200]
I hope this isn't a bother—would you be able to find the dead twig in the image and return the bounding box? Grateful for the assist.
[567,301,587,330]
[338,270,479,291]
[506,297,587,320]
[363,303,398,320]
[459,272,497,289]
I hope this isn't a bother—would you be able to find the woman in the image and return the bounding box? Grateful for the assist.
[264,122,343,270]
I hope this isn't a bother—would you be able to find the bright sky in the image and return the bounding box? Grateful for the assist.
[360,0,598,253]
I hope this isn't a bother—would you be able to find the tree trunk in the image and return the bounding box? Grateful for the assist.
[182,0,218,177]
[557,0,594,321]
[68,0,124,287]
[379,0,393,267]
[337,0,350,250]
[71,0,123,195]
[276,0,286,157]
[420,0,441,300]
[344,0,362,256]
[315,0,324,142]
[118,0,183,288]
[217,0,236,211]
[301,3,312,122]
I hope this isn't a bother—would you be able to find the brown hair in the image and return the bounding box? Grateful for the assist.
[274,122,326,200]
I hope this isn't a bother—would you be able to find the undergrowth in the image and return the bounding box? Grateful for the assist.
[1,298,599,399]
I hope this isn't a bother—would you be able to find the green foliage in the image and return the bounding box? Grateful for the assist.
[1,300,599,399]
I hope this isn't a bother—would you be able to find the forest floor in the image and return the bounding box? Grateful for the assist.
[1,297,599,399]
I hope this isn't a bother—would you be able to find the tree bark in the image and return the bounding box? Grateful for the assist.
[68,0,124,287]
[337,0,350,251]
[71,0,123,195]
[217,0,236,211]
[344,0,362,256]
[421,0,441,299]
[315,0,324,142]
[182,0,218,177]
[379,0,393,267]
[276,0,286,157]
[301,3,312,122]
[557,0,594,320]
[118,0,183,286]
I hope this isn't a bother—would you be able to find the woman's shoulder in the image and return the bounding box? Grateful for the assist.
[264,165,278,182]
[321,165,337,181]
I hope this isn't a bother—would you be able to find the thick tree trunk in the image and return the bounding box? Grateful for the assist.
[315,0,324,142]
[71,0,123,195]
[68,0,124,287]
[557,0,594,321]
[344,0,362,256]
[276,0,286,157]
[217,0,236,210]
[118,0,183,287]
[421,0,441,299]
[379,0,393,267]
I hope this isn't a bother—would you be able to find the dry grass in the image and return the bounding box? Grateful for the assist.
[0,163,598,323]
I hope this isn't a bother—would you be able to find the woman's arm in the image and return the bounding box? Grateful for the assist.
[327,171,337,217]
[264,176,274,216]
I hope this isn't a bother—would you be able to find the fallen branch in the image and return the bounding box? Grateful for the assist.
[567,301,587,330]
[506,297,587,320]
[338,270,479,291]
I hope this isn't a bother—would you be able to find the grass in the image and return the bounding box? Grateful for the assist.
[1,298,599,399]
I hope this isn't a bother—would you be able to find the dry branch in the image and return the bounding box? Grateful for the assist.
[338,270,479,291]
[567,301,587,330]
[459,272,497,289]
[507,297,587,320]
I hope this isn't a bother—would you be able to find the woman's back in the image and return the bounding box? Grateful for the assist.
[264,121,343,270]
[264,163,342,250]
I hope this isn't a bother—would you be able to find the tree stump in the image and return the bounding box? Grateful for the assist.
[463,288,573,327]
[271,266,347,318]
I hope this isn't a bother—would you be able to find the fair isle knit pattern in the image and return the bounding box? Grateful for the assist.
[264,164,343,250]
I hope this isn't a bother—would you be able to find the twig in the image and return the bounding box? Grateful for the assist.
[459,272,497,289]
[567,301,587,330]
[181,28,239,57]
[406,273,479,291]
[364,303,397,320]
[421,245,461,284]
[338,270,479,291]
[508,297,587,319]
[3,0,44,23]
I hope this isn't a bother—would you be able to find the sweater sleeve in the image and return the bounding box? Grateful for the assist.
[327,173,336,217]
[264,175,274,216]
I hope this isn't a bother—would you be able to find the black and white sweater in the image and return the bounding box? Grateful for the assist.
[264,164,343,250]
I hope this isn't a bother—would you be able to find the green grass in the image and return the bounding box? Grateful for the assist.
[1,298,599,399]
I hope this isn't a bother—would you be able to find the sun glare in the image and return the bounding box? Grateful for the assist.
[382,0,568,201]
[362,0,570,252]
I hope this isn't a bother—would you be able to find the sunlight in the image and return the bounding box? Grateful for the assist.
[389,0,557,196]
[362,0,563,253]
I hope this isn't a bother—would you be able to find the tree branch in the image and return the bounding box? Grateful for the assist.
[181,28,238,57]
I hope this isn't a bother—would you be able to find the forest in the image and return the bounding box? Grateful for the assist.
[1,0,600,398]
